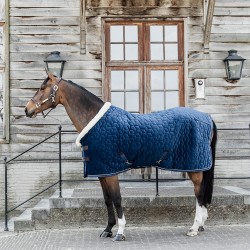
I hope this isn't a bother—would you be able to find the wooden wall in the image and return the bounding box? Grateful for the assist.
[188,0,250,180]
[0,0,250,214]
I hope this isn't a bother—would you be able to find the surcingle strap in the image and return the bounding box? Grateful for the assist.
[156,150,169,165]
[119,152,133,166]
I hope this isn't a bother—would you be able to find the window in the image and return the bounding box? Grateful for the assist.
[0,0,9,141]
[104,20,184,113]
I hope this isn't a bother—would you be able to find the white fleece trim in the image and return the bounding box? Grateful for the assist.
[75,102,112,147]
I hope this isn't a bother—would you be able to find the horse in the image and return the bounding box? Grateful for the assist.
[25,72,217,241]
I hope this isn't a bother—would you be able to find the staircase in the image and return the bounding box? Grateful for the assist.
[12,181,250,232]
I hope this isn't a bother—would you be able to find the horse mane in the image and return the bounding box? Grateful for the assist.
[65,79,104,104]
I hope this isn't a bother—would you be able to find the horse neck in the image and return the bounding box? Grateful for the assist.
[59,80,104,133]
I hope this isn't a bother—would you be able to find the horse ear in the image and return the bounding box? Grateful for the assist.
[45,66,49,75]
[47,71,57,81]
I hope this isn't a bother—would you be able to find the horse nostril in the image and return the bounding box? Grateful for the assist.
[24,107,28,116]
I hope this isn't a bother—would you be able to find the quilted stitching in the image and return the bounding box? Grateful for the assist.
[79,105,213,177]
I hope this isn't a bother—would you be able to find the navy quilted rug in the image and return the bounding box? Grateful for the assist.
[76,103,213,177]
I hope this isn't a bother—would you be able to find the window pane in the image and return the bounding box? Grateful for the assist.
[164,25,178,42]
[111,71,124,90]
[150,26,163,42]
[125,44,138,60]
[165,44,178,60]
[125,92,139,112]
[151,92,164,111]
[165,70,179,90]
[111,92,124,109]
[125,70,138,90]
[165,91,179,109]
[151,44,164,60]
[125,26,138,42]
[110,25,123,42]
[111,44,124,60]
[151,70,164,90]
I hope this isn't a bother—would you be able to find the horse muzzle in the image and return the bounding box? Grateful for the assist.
[24,106,37,118]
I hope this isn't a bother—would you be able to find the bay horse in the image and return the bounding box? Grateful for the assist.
[25,72,217,241]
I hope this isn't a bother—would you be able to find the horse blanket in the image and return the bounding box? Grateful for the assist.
[76,102,214,177]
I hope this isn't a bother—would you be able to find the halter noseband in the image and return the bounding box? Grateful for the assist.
[31,78,62,118]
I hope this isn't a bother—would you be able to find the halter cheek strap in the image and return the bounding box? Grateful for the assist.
[32,78,62,118]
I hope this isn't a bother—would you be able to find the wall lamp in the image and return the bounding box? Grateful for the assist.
[224,50,245,81]
[44,51,66,77]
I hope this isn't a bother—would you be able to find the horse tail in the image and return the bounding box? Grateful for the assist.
[200,120,217,207]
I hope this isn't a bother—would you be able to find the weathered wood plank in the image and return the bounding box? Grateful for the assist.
[212,25,250,34]
[214,7,250,16]
[188,60,224,69]
[210,33,250,43]
[11,61,101,71]
[215,0,250,7]
[10,115,73,125]
[10,17,79,26]
[189,95,250,105]
[188,86,250,96]
[11,35,79,44]
[11,124,76,134]
[213,16,250,25]
[188,78,250,88]
[10,70,102,80]
[10,52,97,61]
[210,42,250,51]
[10,26,79,35]
[189,51,250,60]
[10,8,79,17]
[10,43,80,53]
[10,0,79,8]
[86,0,202,7]
[193,103,250,113]
[86,7,203,17]
[11,79,102,89]
[189,68,250,78]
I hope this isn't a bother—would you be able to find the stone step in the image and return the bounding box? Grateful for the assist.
[11,184,250,232]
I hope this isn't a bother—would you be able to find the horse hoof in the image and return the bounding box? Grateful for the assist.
[186,229,198,237]
[198,226,204,232]
[100,230,113,238]
[112,234,126,241]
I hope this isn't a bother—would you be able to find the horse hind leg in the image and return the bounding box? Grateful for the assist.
[111,177,126,241]
[187,172,205,237]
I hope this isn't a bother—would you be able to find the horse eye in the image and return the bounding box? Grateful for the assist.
[40,84,47,90]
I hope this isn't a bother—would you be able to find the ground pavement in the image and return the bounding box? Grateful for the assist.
[0,224,250,250]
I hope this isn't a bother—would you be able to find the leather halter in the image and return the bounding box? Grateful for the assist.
[31,78,62,118]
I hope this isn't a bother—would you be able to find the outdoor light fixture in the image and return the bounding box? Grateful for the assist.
[44,51,66,77]
[224,50,245,80]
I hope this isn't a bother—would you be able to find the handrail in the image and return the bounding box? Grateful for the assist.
[6,131,60,164]
[3,125,250,231]
[4,126,64,231]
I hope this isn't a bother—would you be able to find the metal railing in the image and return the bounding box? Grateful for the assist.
[3,126,74,231]
[3,125,250,231]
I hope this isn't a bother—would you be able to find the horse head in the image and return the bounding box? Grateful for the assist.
[25,72,61,118]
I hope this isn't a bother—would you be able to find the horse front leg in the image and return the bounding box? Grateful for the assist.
[99,177,116,238]
[99,176,126,241]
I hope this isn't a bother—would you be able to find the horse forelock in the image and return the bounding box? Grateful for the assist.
[40,77,50,90]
